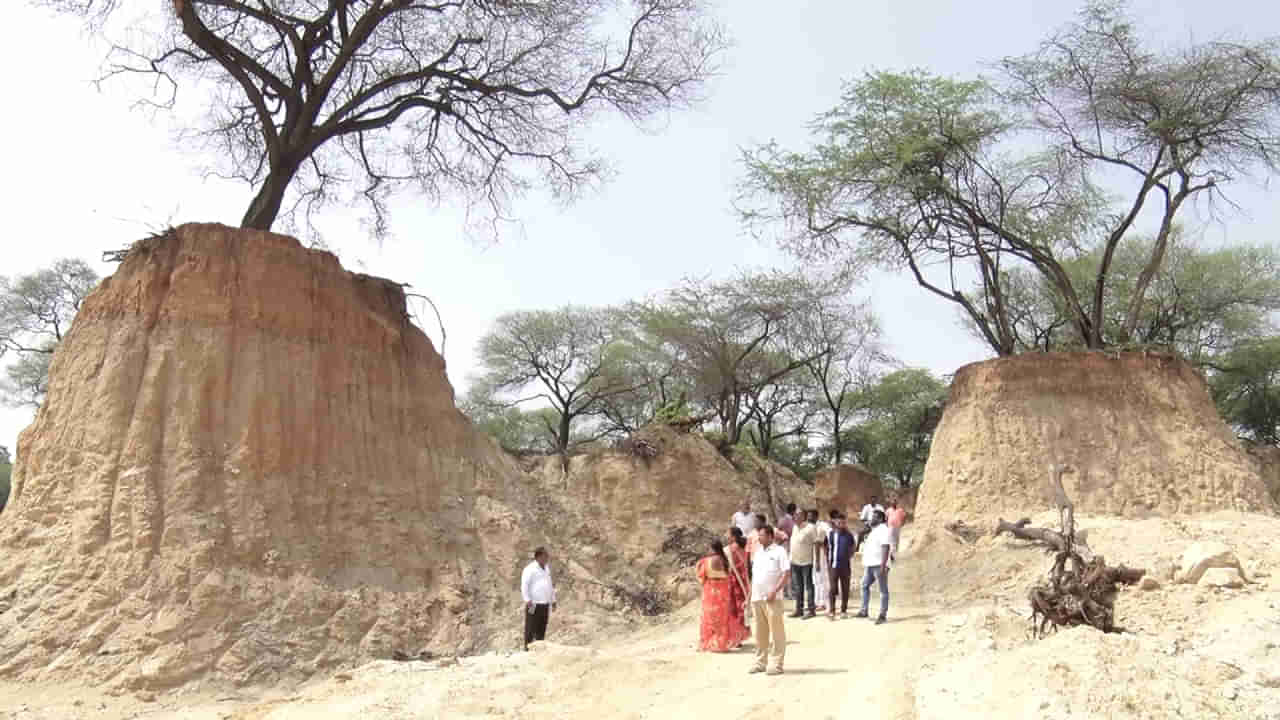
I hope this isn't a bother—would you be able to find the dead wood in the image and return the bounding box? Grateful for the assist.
[944,520,982,543]
[1025,464,1146,638]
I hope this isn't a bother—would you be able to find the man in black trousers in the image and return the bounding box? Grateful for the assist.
[521,547,556,650]
[826,514,857,618]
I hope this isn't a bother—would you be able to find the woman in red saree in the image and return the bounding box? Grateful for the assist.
[726,528,751,642]
[696,540,751,652]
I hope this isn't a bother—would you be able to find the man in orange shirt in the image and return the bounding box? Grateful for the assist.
[886,497,908,557]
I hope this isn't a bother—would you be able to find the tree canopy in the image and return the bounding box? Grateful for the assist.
[740,1,1280,356]
[958,229,1280,362]
[470,305,637,458]
[42,0,725,236]
[463,268,894,479]
[0,259,100,408]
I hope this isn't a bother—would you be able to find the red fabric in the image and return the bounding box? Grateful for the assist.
[887,507,907,528]
[726,544,750,631]
[696,556,750,652]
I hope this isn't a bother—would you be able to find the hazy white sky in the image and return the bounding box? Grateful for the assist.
[2,0,1278,455]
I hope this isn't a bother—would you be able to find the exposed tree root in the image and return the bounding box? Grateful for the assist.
[1011,465,1147,638]
[944,520,982,543]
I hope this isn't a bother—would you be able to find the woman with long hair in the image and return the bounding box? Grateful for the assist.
[696,539,750,652]
[726,527,751,641]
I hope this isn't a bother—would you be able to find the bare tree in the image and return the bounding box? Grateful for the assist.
[43,0,724,235]
[634,269,850,448]
[0,259,100,408]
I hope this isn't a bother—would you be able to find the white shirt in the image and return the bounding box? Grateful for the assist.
[860,503,885,525]
[814,521,832,564]
[732,510,756,537]
[861,524,894,568]
[750,543,790,602]
[521,560,556,604]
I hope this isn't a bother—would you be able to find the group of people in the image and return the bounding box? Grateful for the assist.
[697,495,907,675]
[518,495,908,668]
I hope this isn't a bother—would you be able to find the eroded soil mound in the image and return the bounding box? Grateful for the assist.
[0,224,808,692]
[917,352,1275,528]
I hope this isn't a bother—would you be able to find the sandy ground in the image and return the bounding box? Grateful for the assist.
[0,557,933,720]
[6,513,1279,719]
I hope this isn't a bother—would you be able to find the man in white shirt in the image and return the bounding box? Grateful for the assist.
[521,547,556,650]
[859,495,885,526]
[731,498,755,538]
[856,510,893,624]
[749,525,790,676]
[858,495,885,545]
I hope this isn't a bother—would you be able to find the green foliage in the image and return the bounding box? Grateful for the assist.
[842,368,948,488]
[0,258,99,408]
[469,306,637,455]
[741,1,1280,354]
[960,230,1280,362]
[1209,338,1280,446]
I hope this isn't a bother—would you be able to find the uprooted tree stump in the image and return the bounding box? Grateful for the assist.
[995,465,1147,638]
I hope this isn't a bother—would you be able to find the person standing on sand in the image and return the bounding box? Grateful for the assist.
[788,510,819,619]
[749,525,790,676]
[732,498,755,538]
[521,547,556,650]
[826,514,856,618]
[727,527,752,635]
[747,513,787,559]
[856,511,893,625]
[858,495,884,545]
[886,498,907,555]
[778,503,796,544]
[812,510,831,613]
[696,540,750,652]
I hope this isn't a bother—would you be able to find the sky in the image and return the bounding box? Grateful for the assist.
[2,0,1279,456]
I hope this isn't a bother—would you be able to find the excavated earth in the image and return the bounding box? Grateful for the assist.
[0,224,808,694]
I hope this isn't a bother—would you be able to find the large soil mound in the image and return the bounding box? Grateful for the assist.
[0,224,806,692]
[0,224,536,690]
[916,352,1275,528]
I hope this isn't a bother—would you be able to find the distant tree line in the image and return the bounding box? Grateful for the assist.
[462,267,948,486]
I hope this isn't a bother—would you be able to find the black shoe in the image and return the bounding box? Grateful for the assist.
[875,616,887,625]
[789,612,803,618]
[854,611,868,618]
[804,611,816,619]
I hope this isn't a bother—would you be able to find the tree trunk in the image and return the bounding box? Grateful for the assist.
[240,162,300,231]
[831,409,843,465]
[556,412,572,457]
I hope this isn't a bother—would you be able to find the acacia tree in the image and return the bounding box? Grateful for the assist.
[1210,338,1280,446]
[634,269,849,448]
[843,368,947,489]
[961,229,1280,362]
[471,306,638,458]
[0,259,100,408]
[45,0,724,234]
[741,1,1280,355]
[791,298,881,464]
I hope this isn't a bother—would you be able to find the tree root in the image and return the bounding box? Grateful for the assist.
[1020,465,1146,638]
[944,520,983,543]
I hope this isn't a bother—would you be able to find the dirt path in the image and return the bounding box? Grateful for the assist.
[227,557,936,720]
[0,560,936,720]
